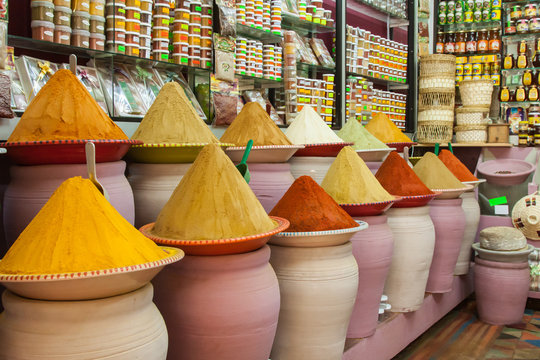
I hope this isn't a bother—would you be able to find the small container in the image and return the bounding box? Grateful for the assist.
[140,10,151,24]
[126,0,140,7]
[90,32,105,50]
[72,10,91,31]
[173,31,188,43]
[201,25,212,37]
[105,2,125,17]
[89,15,105,33]
[201,15,212,27]
[140,24,151,37]
[139,35,151,48]
[510,5,523,21]
[32,1,55,22]
[31,20,55,42]
[140,47,151,59]
[140,0,152,12]
[54,0,71,6]
[125,45,139,57]
[173,20,189,32]
[72,0,90,12]
[54,25,71,44]
[152,39,169,51]
[154,3,170,16]
[71,29,90,48]
[125,19,140,32]
[505,20,517,34]
[189,56,201,67]
[517,19,529,33]
[153,14,169,27]
[531,18,540,33]
[53,6,72,26]
[188,34,201,46]
[152,50,169,61]
[106,15,125,29]
[201,36,212,48]
[107,40,126,54]
[173,42,188,55]
[106,29,126,42]
[201,48,211,58]
[90,0,105,16]
[125,31,139,45]
[152,26,169,39]
[125,6,140,21]
[524,4,538,19]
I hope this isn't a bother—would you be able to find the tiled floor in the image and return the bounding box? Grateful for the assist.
[394,299,540,360]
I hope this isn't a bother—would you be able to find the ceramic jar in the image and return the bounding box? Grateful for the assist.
[127,163,191,228]
[366,161,383,175]
[152,245,280,360]
[385,205,436,312]
[247,163,295,212]
[475,257,530,325]
[289,156,335,185]
[270,242,358,360]
[455,190,481,275]
[0,283,167,359]
[3,161,134,245]
[426,198,466,293]
[347,215,394,338]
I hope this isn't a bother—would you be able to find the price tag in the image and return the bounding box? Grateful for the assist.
[494,205,509,215]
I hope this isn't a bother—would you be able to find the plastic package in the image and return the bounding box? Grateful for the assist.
[290,31,318,65]
[15,55,59,101]
[31,1,55,22]
[4,60,28,110]
[0,73,14,118]
[213,92,242,126]
[53,6,72,26]
[122,64,161,110]
[54,25,72,44]
[62,64,108,113]
[310,38,335,68]
[216,0,236,37]
[214,34,236,82]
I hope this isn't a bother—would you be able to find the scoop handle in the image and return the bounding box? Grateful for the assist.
[85,142,97,182]
[240,139,254,165]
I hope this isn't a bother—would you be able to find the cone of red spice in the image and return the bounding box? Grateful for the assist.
[269,176,358,232]
[438,150,478,182]
[375,152,434,196]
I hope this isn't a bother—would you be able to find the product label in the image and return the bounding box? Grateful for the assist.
[478,40,488,51]
[501,89,510,101]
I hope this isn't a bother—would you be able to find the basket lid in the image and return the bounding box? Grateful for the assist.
[512,193,540,241]
[455,106,491,114]
[419,87,456,94]
[420,54,457,62]
[459,79,493,86]
[455,124,489,131]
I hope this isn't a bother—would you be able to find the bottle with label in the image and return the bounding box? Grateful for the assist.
[477,29,489,53]
[488,29,501,52]
[516,85,527,101]
[500,85,511,101]
[503,52,515,69]
[436,32,445,54]
[529,85,539,101]
[456,31,466,53]
[517,52,528,68]
[524,70,533,86]
[444,32,456,54]
[519,40,528,54]
[466,31,477,53]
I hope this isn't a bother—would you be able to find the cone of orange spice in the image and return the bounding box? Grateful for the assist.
[438,150,478,182]
[375,152,434,197]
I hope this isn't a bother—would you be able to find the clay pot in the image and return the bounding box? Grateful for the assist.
[426,198,466,293]
[455,191,481,275]
[474,257,530,325]
[347,215,394,338]
[247,163,295,213]
[270,242,358,360]
[152,245,279,360]
[127,162,191,228]
[365,161,383,175]
[3,161,134,245]
[385,205,435,312]
[288,156,335,184]
[0,283,167,359]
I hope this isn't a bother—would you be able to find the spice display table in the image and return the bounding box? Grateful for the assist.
[343,270,474,360]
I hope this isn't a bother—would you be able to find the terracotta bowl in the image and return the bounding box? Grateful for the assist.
[339,196,402,217]
[477,159,535,186]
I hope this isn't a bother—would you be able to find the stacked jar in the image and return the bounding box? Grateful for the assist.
[455,54,500,86]
[172,1,190,65]
[345,77,373,125]
[236,0,284,33]
[54,0,72,45]
[270,0,282,35]
[71,0,91,48]
[368,34,408,83]
[140,0,152,58]
[151,0,170,62]
[122,0,139,57]
[283,30,298,124]
[187,1,202,67]
[106,0,126,53]
[505,2,540,35]
[89,0,105,50]
[372,89,408,129]
[247,40,263,77]
[438,0,501,26]
[200,2,212,69]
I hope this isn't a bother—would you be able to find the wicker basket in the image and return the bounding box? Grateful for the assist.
[420,54,456,77]
[454,124,488,143]
[418,109,454,122]
[459,80,493,107]
[419,75,456,90]
[455,106,490,125]
[417,120,454,143]
[418,88,455,111]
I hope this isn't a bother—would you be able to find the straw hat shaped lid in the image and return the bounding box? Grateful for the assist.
[512,192,540,241]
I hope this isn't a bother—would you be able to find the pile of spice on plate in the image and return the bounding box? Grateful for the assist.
[413,152,467,190]
[220,102,293,146]
[375,151,434,196]
[269,175,358,232]
[0,177,167,275]
[284,105,344,145]
[337,119,389,150]
[321,146,394,204]
[364,113,412,143]
[8,69,128,142]
[150,144,277,240]
[438,149,479,182]
[131,82,219,145]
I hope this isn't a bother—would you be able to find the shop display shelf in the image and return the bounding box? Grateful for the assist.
[502,1,531,7]
[456,51,501,57]
[236,24,283,43]
[8,35,211,77]
[297,62,336,73]
[236,73,283,88]
[439,21,501,32]
[347,71,407,86]
[281,13,335,36]
[503,33,540,42]
[500,101,540,105]
[353,0,407,21]
[502,66,540,73]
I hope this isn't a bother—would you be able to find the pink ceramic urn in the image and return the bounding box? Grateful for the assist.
[247,163,295,213]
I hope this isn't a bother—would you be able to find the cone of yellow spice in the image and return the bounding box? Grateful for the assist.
[322,146,395,204]
[220,102,292,146]
[364,113,412,144]
[0,177,168,275]
[149,143,277,240]
[413,152,467,190]
[131,82,220,145]
[8,69,128,142]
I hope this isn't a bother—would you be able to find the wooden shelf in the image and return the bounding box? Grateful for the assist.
[415,143,513,148]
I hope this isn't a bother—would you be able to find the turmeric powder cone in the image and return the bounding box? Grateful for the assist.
[364,113,412,144]
[8,69,128,142]
[0,177,167,275]
[413,152,467,190]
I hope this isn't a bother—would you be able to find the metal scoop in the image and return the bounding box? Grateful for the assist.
[85,142,110,200]
[236,139,254,183]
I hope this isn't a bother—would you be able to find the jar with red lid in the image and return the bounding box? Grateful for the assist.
[505,20,517,35]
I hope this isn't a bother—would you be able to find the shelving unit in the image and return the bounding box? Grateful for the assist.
[236,24,283,43]
[281,13,335,36]
[440,21,501,32]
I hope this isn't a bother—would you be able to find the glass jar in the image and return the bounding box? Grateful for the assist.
[477,29,489,53]
[510,5,523,20]
[445,32,456,54]
[436,32,445,54]
[524,4,538,19]
[530,17,540,33]
[466,31,477,53]
[456,31,467,54]
[488,29,501,51]
[517,19,530,33]
[505,20,517,34]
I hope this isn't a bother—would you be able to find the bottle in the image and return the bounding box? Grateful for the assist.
[436,32,445,54]
[456,31,466,54]
[517,52,528,69]
[519,40,528,54]
[488,29,501,52]
[529,85,539,101]
[504,53,515,69]
[477,29,489,53]
[499,85,511,101]
[516,85,527,101]
[444,32,456,54]
[524,70,533,86]
[466,31,477,53]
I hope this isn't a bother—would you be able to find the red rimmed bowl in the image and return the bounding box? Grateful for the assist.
[392,192,440,208]
[0,246,183,301]
[269,221,368,247]
[127,142,235,163]
[432,184,473,199]
[1,139,142,165]
[225,145,305,163]
[385,142,416,152]
[140,216,290,256]
[293,142,354,157]
[339,197,402,217]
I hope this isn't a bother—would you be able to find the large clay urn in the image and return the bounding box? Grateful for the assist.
[247,163,295,213]
[152,245,280,360]
[475,257,530,325]
[127,163,191,227]
[385,205,436,312]
[3,161,134,245]
[347,215,393,338]
[269,241,359,360]
[426,198,466,293]
[455,190,481,275]
[0,284,168,359]
[289,156,335,185]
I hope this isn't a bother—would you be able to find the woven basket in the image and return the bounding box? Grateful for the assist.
[459,80,493,107]
[420,54,456,77]
[419,75,455,90]
[454,124,488,143]
[456,106,490,125]
[418,88,455,111]
[417,120,454,143]
[512,193,540,241]
[418,109,454,122]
